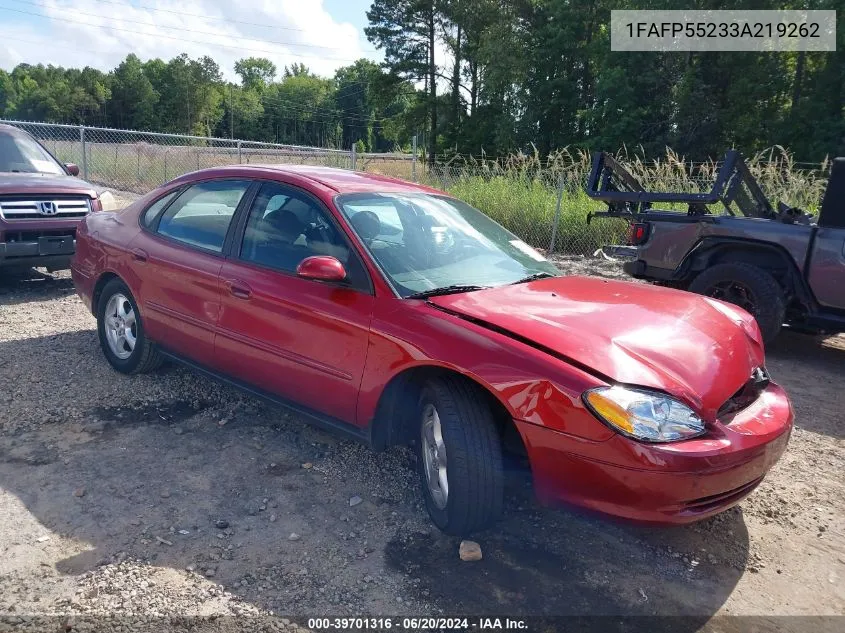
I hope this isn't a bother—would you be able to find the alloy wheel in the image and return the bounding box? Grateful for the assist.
[708,280,758,314]
[104,293,137,360]
[421,403,449,510]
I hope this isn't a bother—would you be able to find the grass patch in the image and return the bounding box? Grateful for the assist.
[442,175,625,254]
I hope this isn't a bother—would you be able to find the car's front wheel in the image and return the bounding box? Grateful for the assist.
[417,376,504,535]
[97,278,163,374]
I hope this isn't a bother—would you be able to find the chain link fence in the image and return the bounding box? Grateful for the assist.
[1,119,830,258]
[1,119,353,194]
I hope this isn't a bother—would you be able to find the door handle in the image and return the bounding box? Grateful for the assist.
[225,279,252,300]
[131,248,148,262]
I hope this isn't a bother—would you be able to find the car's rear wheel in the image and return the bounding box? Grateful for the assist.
[688,262,786,344]
[97,278,163,374]
[417,376,503,535]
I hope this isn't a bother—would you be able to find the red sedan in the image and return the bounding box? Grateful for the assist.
[71,165,793,534]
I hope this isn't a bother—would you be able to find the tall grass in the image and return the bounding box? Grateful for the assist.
[396,146,830,255]
[444,175,623,255]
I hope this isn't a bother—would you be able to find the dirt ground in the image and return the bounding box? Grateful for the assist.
[0,261,843,632]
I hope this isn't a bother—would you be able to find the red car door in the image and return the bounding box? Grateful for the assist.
[214,181,375,425]
[130,179,252,368]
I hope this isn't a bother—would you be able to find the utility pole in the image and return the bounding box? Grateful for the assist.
[412,134,417,182]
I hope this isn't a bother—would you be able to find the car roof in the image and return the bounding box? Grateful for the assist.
[0,124,31,137]
[179,164,445,195]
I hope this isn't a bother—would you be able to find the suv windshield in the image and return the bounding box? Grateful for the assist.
[336,192,560,297]
[0,131,66,175]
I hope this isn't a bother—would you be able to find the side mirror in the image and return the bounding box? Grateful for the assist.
[296,256,347,282]
[65,163,80,176]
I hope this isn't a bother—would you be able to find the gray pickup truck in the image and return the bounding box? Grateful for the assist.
[585,151,845,343]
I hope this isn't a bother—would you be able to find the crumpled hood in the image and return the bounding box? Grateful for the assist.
[429,276,764,418]
[0,173,97,198]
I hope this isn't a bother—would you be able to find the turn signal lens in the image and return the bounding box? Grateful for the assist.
[585,392,634,433]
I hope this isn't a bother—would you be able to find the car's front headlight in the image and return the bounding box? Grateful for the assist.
[583,386,706,443]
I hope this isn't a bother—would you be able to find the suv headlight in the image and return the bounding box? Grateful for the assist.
[583,386,705,442]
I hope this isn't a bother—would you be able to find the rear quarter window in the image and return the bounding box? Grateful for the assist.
[141,190,181,228]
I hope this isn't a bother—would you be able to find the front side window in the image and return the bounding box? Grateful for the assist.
[0,131,66,175]
[240,182,353,274]
[336,193,560,297]
[156,180,250,252]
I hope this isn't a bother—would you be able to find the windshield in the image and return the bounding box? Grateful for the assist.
[0,132,66,175]
[336,192,560,297]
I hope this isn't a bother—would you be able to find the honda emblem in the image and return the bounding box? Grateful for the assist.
[38,201,58,215]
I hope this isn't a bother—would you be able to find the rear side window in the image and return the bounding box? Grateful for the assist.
[156,180,251,253]
[141,190,180,227]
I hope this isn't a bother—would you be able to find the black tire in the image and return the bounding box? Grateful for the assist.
[688,262,786,344]
[96,278,163,374]
[416,376,504,535]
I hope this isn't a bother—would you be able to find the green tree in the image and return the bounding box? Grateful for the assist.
[1,1,840,162]
[109,54,158,130]
[217,84,264,140]
[145,54,224,136]
[234,57,277,91]
[334,59,381,150]
[262,71,335,146]
[284,63,314,79]
[367,0,441,163]
[0,69,17,116]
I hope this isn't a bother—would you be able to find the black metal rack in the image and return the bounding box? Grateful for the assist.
[585,150,775,220]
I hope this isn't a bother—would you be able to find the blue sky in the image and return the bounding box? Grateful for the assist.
[0,0,380,79]
[325,0,371,33]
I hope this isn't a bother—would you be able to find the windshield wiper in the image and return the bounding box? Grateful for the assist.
[510,272,557,285]
[406,284,489,300]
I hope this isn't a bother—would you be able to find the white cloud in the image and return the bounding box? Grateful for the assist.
[0,0,376,79]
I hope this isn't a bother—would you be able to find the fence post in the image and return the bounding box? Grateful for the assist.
[351,144,357,171]
[548,177,565,254]
[79,125,88,180]
[237,140,242,164]
[411,135,417,182]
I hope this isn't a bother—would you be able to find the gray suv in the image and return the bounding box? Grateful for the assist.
[586,152,845,343]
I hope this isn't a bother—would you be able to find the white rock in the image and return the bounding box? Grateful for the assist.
[459,540,482,561]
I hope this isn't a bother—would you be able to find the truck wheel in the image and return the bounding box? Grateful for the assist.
[688,263,786,344]
[97,278,163,374]
[417,376,504,535]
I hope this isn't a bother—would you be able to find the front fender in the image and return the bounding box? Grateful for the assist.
[357,299,614,443]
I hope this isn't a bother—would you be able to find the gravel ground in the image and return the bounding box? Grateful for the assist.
[0,261,843,632]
